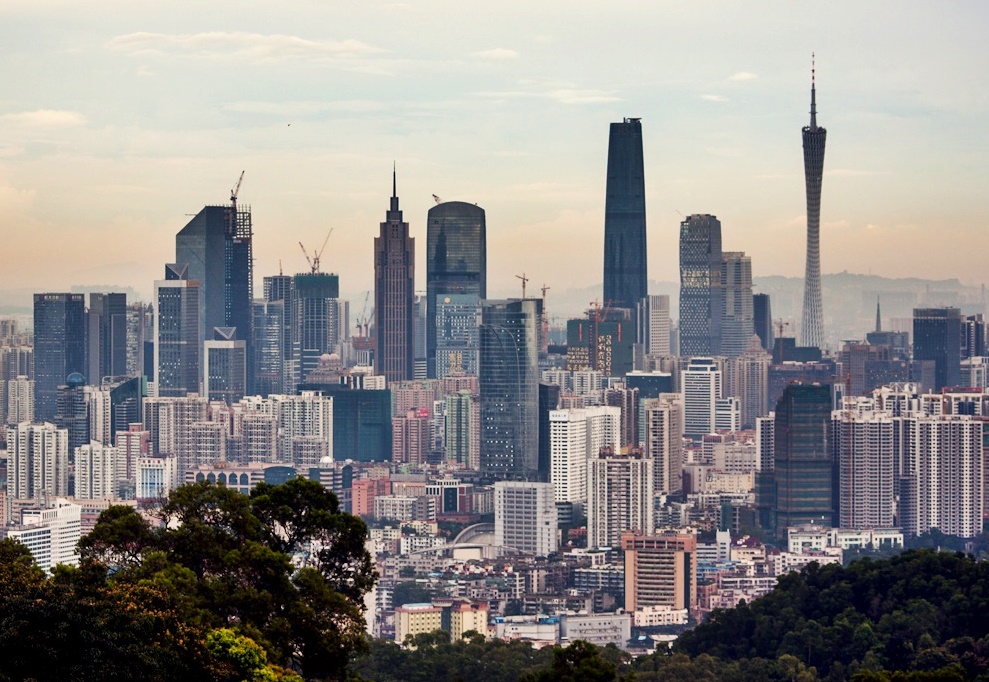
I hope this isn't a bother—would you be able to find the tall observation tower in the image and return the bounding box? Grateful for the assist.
[800,56,827,349]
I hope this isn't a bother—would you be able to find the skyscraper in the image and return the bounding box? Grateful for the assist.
[87,292,128,381]
[678,214,723,357]
[33,293,86,420]
[773,382,834,538]
[426,201,486,378]
[175,189,253,389]
[293,273,346,383]
[587,447,654,549]
[479,299,541,479]
[720,252,754,357]
[800,59,827,350]
[153,264,202,398]
[752,293,774,351]
[203,327,247,404]
[603,118,647,311]
[374,169,415,383]
[912,307,962,391]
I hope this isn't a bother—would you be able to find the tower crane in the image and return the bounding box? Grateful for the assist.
[230,170,245,207]
[515,273,529,299]
[298,228,334,275]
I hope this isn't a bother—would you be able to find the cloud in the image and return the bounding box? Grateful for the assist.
[0,109,87,127]
[107,31,383,62]
[728,71,758,81]
[471,48,519,59]
[223,99,385,115]
[701,94,729,102]
[473,87,620,105]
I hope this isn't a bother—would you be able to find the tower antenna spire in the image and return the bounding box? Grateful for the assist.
[392,161,396,198]
[810,53,818,130]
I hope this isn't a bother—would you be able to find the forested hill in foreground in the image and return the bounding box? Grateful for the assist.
[350,550,989,682]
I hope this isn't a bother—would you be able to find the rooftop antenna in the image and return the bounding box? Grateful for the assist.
[809,53,818,130]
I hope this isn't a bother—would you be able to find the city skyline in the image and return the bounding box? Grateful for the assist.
[2,2,988,304]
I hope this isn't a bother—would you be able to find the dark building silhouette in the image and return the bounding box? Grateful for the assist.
[297,382,392,462]
[479,299,541,479]
[566,308,636,377]
[912,307,961,391]
[753,293,774,351]
[87,293,128,382]
[294,273,343,384]
[154,264,202,398]
[603,118,647,311]
[252,299,285,397]
[537,382,561,482]
[54,372,89,453]
[801,59,827,349]
[773,382,834,540]
[962,314,986,359]
[679,214,723,357]
[175,195,253,390]
[33,293,86,420]
[263,274,295,392]
[426,201,486,378]
[374,169,415,383]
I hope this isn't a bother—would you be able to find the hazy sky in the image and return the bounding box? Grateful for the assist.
[2,1,987,304]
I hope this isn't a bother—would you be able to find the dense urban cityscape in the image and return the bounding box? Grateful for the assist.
[3,4,989,680]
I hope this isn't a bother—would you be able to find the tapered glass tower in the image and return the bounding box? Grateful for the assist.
[800,57,827,349]
[603,118,647,311]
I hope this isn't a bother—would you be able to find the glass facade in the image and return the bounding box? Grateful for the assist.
[434,293,480,378]
[913,307,962,391]
[33,293,86,420]
[603,118,647,312]
[374,178,415,383]
[479,299,541,479]
[678,214,723,357]
[773,382,834,538]
[426,201,486,379]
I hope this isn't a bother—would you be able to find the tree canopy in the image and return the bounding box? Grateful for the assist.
[0,477,374,682]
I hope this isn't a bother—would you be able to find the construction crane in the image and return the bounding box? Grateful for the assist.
[355,291,371,338]
[230,170,245,207]
[516,273,529,299]
[298,228,334,275]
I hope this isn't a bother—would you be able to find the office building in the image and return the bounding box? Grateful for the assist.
[800,61,827,350]
[426,201,486,378]
[566,308,636,378]
[912,307,962,391]
[33,293,86,420]
[603,118,647,311]
[203,327,247,404]
[587,448,654,549]
[622,530,698,615]
[263,274,295,389]
[293,273,346,383]
[479,299,541,479]
[252,299,286,397]
[681,357,723,439]
[87,292,128,382]
[637,294,671,357]
[494,481,557,556]
[773,383,834,538]
[53,373,90,454]
[294,381,392,462]
[154,264,203,397]
[175,194,253,389]
[962,314,986,359]
[753,293,774,351]
[374,169,415,383]
[720,252,754,358]
[7,421,69,499]
[728,337,771,429]
[434,294,481,379]
[137,455,179,505]
[678,214,723,357]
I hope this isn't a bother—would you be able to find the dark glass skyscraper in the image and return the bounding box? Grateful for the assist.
[773,382,834,539]
[154,264,202,398]
[374,169,415,383]
[33,293,86,420]
[426,200,486,379]
[678,214,723,357]
[294,273,344,383]
[87,292,128,382]
[603,118,647,311]
[175,195,253,389]
[753,293,774,351]
[913,307,962,391]
[479,299,541,479]
[801,60,827,350]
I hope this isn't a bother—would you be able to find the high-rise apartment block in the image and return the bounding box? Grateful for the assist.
[5,499,81,574]
[548,406,621,505]
[622,530,698,615]
[603,118,647,311]
[681,357,723,440]
[426,201,486,379]
[643,394,684,495]
[587,448,655,549]
[7,421,70,499]
[374,170,415,383]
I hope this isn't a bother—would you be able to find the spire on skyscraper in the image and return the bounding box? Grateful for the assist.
[810,52,817,130]
[875,297,882,333]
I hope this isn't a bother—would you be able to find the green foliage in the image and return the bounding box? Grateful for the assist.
[0,478,375,681]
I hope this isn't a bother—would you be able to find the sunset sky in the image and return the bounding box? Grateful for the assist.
[2,1,987,306]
